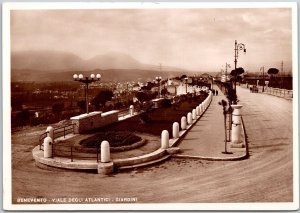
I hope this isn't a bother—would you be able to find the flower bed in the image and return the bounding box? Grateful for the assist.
[79,131,142,148]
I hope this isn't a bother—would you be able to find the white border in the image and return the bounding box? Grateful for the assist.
[2,1,299,211]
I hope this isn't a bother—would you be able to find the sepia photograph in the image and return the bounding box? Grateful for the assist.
[2,2,299,211]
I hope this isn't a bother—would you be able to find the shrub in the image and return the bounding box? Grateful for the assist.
[79,131,141,148]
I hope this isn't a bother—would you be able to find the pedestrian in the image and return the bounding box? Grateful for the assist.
[216,90,218,96]
[212,89,215,96]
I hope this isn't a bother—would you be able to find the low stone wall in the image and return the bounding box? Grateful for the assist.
[71,110,118,133]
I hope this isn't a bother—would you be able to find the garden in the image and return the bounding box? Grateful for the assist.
[50,91,208,160]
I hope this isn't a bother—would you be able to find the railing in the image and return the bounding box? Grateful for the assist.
[264,87,293,98]
[52,143,101,162]
[53,124,75,139]
[39,123,75,150]
[241,84,293,99]
[39,132,48,150]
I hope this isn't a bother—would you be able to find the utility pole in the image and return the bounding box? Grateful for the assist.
[261,66,265,92]
[225,62,228,81]
[281,61,284,89]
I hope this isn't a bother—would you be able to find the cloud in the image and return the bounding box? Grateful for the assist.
[11,8,292,71]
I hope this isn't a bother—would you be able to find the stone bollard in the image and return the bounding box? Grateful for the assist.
[46,126,54,141]
[172,122,179,139]
[187,112,192,125]
[161,130,169,149]
[202,102,206,111]
[192,109,196,120]
[196,106,200,116]
[231,105,244,148]
[129,105,134,116]
[43,136,53,158]
[181,116,187,130]
[98,140,114,175]
[101,140,110,163]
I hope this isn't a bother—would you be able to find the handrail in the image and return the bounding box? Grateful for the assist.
[51,143,100,162]
[39,123,75,150]
[39,132,48,150]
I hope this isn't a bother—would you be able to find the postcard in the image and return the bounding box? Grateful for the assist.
[3,1,298,211]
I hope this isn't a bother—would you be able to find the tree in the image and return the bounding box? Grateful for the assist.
[77,100,86,113]
[180,74,187,80]
[91,90,114,110]
[11,98,23,111]
[230,67,245,76]
[161,88,169,96]
[218,99,232,154]
[16,109,31,126]
[267,68,279,75]
[52,103,64,119]
[267,68,280,87]
[136,91,148,102]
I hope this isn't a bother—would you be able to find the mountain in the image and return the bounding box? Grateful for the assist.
[11,50,85,71]
[11,68,185,82]
[11,50,194,82]
[11,50,184,72]
[85,53,154,70]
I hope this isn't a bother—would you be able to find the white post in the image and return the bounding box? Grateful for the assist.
[231,105,244,148]
[129,105,134,116]
[181,116,187,130]
[199,104,203,115]
[196,106,200,116]
[187,112,192,125]
[46,126,54,141]
[172,122,179,139]
[192,109,196,120]
[43,136,53,158]
[101,141,111,163]
[161,130,169,149]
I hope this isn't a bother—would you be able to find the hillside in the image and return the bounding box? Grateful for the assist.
[11,68,185,82]
[11,50,195,82]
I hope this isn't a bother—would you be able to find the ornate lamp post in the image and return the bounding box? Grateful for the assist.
[156,76,162,98]
[184,77,189,94]
[234,40,246,90]
[73,73,101,114]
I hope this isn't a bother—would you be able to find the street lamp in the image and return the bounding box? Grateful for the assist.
[234,40,246,90]
[73,73,101,114]
[260,66,265,92]
[156,76,162,98]
[184,77,189,94]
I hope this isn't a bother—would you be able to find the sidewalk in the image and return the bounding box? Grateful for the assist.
[177,87,246,159]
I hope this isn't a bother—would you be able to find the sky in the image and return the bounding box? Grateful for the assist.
[10,7,293,72]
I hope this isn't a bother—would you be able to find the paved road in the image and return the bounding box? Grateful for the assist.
[178,86,245,158]
[11,85,294,205]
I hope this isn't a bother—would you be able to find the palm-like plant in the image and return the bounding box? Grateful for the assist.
[219,99,232,154]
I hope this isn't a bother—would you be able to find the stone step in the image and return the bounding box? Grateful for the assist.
[117,154,171,171]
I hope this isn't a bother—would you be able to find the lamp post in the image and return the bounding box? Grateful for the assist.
[225,62,231,82]
[260,66,265,92]
[184,77,189,94]
[73,73,101,114]
[234,40,246,90]
[156,76,162,98]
